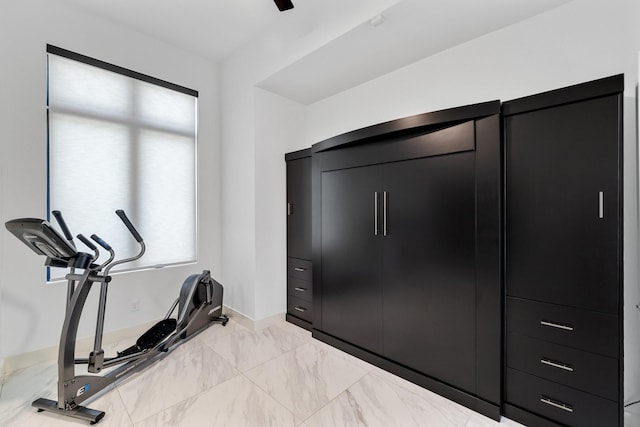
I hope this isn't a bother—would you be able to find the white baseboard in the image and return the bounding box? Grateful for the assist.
[1,320,156,376]
[223,306,285,331]
[1,306,286,375]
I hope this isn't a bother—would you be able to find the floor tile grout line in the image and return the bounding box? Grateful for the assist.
[298,369,379,426]
[200,321,311,375]
[372,370,455,427]
[239,369,301,425]
[239,339,372,424]
[112,335,239,425]
[113,383,137,426]
[124,369,246,426]
[241,344,329,425]
[167,320,309,420]
[370,369,476,426]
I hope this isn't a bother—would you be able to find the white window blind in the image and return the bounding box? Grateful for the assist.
[47,45,197,277]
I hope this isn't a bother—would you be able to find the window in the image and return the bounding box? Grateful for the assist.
[47,45,198,277]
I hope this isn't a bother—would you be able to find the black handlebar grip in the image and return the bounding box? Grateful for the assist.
[91,234,112,251]
[77,234,97,251]
[115,210,143,242]
[52,210,74,241]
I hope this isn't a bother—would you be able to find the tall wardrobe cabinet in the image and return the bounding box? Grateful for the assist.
[503,75,624,427]
[311,101,503,419]
[285,148,313,330]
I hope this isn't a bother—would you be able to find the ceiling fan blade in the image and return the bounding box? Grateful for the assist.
[274,0,294,12]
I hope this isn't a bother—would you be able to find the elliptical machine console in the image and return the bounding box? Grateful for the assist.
[5,210,228,424]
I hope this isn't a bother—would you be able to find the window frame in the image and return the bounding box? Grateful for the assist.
[46,45,199,280]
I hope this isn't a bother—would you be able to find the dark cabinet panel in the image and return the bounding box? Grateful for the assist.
[505,95,620,313]
[504,75,623,427]
[286,152,313,329]
[287,258,312,281]
[312,103,502,420]
[287,157,312,260]
[321,165,383,353]
[287,296,312,323]
[507,296,619,358]
[506,369,618,427]
[382,152,476,392]
[288,276,313,302]
[507,333,618,400]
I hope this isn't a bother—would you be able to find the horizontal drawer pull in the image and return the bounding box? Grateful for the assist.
[540,358,574,372]
[294,287,307,292]
[540,320,574,331]
[293,267,307,272]
[541,396,573,413]
[294,306,307,313]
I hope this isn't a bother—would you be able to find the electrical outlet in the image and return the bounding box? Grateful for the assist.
[131,300,140,312]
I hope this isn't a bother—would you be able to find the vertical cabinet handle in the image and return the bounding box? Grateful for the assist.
[383,191,388,236]
[374,192,379,236]
[287,203,293,216]
[598,191,604,219]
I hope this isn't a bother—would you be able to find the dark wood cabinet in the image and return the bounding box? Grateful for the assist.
[285,149,313,330]
[320,150,479,366]
[503,75,624,427]
[320,165,384,352]
[381,152,477,393]
[283,75,624,425]
[505,94,620,314]
[287,153,312,260]
[312,101,502,420]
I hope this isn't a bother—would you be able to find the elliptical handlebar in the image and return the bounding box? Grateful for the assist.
[77,234,97,252]
[116,210,143,243]
[52,210,76,249]
[90,234,112,251]
[77,234,99,261]
[103,210,145,277]
[90,234,115,270]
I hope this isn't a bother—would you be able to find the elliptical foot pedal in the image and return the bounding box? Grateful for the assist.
[32,398,105,424]
[137,318,177,350]
[117,344,142,357]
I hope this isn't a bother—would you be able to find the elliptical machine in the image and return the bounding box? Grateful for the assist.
[5,210,228,424]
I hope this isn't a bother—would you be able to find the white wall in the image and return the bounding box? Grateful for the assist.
[219,0,398,319]
[304,0,640,404]
[0,0,220,359]
[306,0,639,143]
[254,89,306,319]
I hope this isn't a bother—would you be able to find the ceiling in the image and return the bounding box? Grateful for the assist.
[258,0,573,104]
[58,0,572,104]
[58,0,289,60]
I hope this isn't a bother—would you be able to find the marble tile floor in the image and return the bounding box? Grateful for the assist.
[1,317,638,426]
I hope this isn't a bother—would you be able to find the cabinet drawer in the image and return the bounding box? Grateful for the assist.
[507,297,618,357]
[506,368,618,427]
[288,296,312,323]
[288,258,312,281]
[288,276,313,302]
[507,333,618,400]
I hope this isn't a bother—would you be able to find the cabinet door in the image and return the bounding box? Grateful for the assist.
[287,157,312,260]
[382,152,477,393]
[505,95,620,313]
[321,165,383,354]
